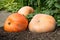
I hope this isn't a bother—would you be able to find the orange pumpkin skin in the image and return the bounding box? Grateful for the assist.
[18,6,34,16]
[4,13,28,32]
[29,14,56,33]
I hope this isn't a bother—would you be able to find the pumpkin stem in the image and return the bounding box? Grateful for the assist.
[8,22,11,25]
[38,20,40,22]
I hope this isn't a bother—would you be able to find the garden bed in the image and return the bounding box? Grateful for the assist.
[0,11,60,40]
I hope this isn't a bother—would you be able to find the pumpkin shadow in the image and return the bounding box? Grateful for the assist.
[55,24,60,30]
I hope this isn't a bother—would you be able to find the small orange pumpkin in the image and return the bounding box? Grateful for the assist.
[29,14,56,33]
[4,13,28,32]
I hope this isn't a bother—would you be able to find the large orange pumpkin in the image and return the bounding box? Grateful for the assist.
[4,13,28,32]
[29,14,56,33]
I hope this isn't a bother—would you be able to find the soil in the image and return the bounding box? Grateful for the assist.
[0,11,60,40]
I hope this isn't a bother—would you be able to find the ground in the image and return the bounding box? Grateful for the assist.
[0,11,60,40]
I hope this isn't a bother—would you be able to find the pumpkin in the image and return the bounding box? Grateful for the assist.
[29,14,56,33]
[4,13,28,32]
[18,6,34,16]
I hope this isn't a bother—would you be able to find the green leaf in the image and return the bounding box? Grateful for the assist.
[55,3,60,8]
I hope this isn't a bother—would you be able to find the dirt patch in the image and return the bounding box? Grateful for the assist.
[0,27,60,40]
